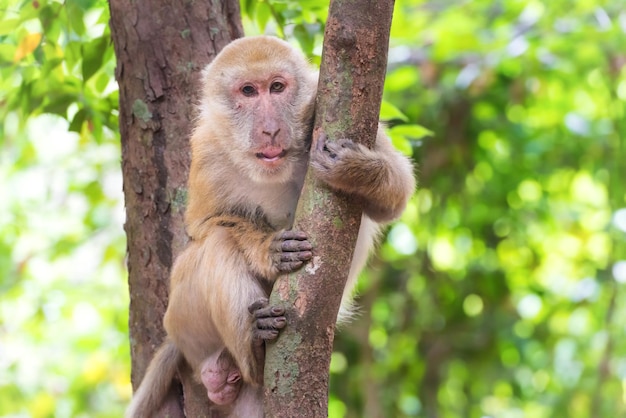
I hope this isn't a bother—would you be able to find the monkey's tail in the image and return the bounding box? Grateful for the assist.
[125,339,183,418]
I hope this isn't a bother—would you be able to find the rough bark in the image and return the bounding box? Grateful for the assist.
[263,0,395,416]
[108,1,242,416]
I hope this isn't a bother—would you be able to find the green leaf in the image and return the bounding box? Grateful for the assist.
[0,19,19,36]
[255,1,271,32]
[74,0,98,11]
[293,24,314,56]
[69,108,87,133]
[42,94,76,116]
[385,66,420,92]
[380,100,409,122]
[241,0,256,17]
[0,44,16,63]
[66,0,86,36]
[65,41,82,71]
[390,124,434,139]
[82,36,108,81]
[93,72,111,93]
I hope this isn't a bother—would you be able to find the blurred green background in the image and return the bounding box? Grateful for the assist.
[1,0,625,417]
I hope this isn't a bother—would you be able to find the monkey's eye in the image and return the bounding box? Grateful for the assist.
[270,81,285,93]
[241,85,257,97]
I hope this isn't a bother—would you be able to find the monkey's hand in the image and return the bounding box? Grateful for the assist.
[200,349,243,406]
[310,133,379,195]
[269,230,312,274]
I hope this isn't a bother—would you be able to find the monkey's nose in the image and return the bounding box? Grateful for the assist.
[262,128,281,140]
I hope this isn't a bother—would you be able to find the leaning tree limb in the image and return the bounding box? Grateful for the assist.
[263,1,395,416]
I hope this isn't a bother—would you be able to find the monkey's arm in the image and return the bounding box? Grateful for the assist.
[198,215,313,281]
[311,129,415,223]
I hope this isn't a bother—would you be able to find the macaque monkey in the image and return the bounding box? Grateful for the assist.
[126,35,415,417]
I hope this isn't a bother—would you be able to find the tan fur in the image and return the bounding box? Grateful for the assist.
[126,35,415,417]
[125,340,182,418]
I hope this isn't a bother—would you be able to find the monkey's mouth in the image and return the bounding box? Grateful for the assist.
[256,148,287,163]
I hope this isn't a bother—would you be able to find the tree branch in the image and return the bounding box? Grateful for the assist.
[263,0,395,416]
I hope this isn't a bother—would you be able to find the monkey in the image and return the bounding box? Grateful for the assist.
[126,35,415,417]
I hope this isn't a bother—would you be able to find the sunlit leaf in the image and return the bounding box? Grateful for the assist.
[255,1,272,32]
[66,0,87,35]
[0,18,19,36]
[0,44,17,62]
[13,32,42,62]
[390,124,433,139]
[380,100,408,122]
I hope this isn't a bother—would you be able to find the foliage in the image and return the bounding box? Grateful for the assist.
[1,0,625,417]
[245,1,626,417]
[0,0,127,417]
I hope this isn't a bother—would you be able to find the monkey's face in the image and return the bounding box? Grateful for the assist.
[200,36,317,184]
[230,72,307,183]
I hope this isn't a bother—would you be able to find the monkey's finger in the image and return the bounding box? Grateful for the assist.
[253,329,280,341]
[339,138,359,151]
[277,260,304,272]
[280,230,308,241]
[270,236,311,254]
[248,298,269,314]
[281,240,312,252]
[253,305,285,319]
[280,251,312,264]
[255,316,287,330]
[316,136,343,159]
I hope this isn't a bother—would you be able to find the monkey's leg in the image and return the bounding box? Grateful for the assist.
[165,229,265,387]
[199,298,286,405]
[168,224,311,389]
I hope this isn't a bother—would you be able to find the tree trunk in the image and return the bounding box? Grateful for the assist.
[108,1,242,416]
[263,0,395,416]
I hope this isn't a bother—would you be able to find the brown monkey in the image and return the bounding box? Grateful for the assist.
[126,35,415,417]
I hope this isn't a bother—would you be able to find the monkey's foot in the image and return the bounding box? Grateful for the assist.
[249,298,287,341]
